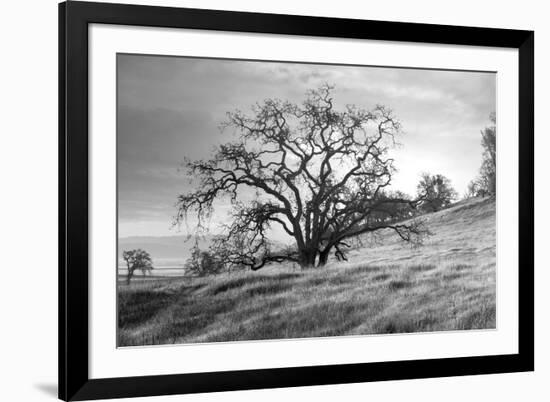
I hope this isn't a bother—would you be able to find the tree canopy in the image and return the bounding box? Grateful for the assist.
[416,173,458,212]
[467,113,496,198]
[176,84,428,270]
[122,249,153,284]
[184,243,225,277]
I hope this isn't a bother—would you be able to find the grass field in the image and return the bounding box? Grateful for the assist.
[118,197,496,346]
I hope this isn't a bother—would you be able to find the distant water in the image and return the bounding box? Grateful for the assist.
[118,267,187,277]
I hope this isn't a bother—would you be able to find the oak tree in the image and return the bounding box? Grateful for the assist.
[467,113,496,198]
[176,85,427,270]
[184,243,225,277]
[416,173,458,212]
[122,249,153,284]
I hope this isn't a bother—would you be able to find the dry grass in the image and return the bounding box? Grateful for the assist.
[118,197,496,346]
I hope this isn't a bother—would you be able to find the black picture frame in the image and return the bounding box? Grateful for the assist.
[59,1,534,400]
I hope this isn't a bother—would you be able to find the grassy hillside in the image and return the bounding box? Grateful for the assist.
[118,197,496,346]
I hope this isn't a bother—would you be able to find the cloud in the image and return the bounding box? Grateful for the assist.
[118,106,218,164]
[117,54,495,237]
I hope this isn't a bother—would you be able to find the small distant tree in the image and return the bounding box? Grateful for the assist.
[465,180,482,198]
[467,113,496,198]
[184,243,224,277]
[416,173,457,212]
[122,249,153,284]
[465,176,490,198]
[480,113,496,193]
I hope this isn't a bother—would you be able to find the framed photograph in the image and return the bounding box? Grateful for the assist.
[59,1,534,400]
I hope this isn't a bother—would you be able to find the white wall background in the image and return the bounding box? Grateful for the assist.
[0,0,545,401]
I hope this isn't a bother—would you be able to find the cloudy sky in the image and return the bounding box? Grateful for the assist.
[118,54,495,239]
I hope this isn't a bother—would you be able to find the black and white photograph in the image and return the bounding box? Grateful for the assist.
[1,0,543,400]
[116,54,497,347]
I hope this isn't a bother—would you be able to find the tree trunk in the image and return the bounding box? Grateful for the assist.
[489,173,496,195]
[318,249,330,267]
[126,266,132,285]
[298,249,317,269]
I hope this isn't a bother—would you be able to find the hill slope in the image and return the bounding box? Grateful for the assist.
[349,196,495,269]
[118,197,496,346]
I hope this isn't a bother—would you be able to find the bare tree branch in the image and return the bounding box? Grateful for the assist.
[175,84,428,269]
